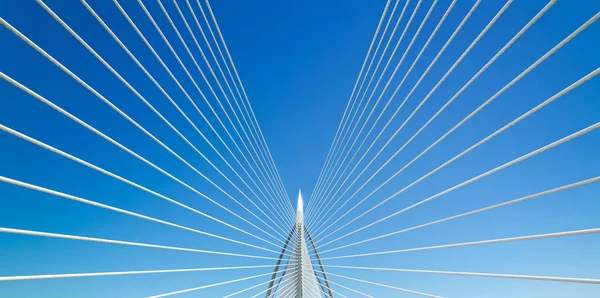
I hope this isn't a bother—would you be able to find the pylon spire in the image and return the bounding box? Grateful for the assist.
[265,190,331,297]
[297,189,304,214]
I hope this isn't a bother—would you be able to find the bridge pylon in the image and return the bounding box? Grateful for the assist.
[265,190,333,297]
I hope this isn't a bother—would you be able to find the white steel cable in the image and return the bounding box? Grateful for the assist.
[301,254,322,297]
[0,116,278,249]
[320,175,600,254]
[315,274,366,298]
[266,224,300,298]
[156,0,294,226]
[312,20,600,245]
[309,0,457,225]
[271,275,296,298]
[202,0,293,213]
[310,0,404,208]
[307,0,483,233]
[309,0,411,219]
[314,269,442,298]
[108,0,288,227]
[321,118,600,247]
[323,265,600,285]
[151,0,290,215]
[309,0,408,213]
[318,275,374,298]
[0,265,276,282]
[171,0,295,224]
[309,0,441,227]
[310,0,511,235]
[0,70,285,247]
[27,0,290,241]
[128,0,293,233]
[312,4,595,242]
[305,0,393,214]
[0,227,284,260]
[0,172,288,256]
[35,0,291,239]
[312,0,426,210]
[147,269,285,298]
[172,0,292,213]
[311,0,517,232]
[318,228,600,261]
[137,0,280,203]
[270,263,300,298]
[318,116,600,249]
[240,269,296,298]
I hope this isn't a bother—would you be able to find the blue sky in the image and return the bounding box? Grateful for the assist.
[1,0,599,297]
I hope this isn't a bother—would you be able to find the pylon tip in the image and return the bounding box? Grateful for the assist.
[297,189,303,213]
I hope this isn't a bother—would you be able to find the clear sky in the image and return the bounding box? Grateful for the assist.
[1,0,599,297]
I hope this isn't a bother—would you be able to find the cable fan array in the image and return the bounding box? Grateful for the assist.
[304,0,599,296]
[1,0,599,297]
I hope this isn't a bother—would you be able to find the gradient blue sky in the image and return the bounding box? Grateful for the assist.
[1,0,599,297]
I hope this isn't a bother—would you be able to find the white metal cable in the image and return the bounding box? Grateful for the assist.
[312,4,596,242]
[309,0,409,214]
[147,269,285,298]
[312,0,516,233]
[0,227,284,260]
[305,0,394,215]
[0,265,276,282]
[309,0,442,227]
[301,250,322,297]
[267,221,301,298]
[271,274,296,298]
[2,0,596,295]
[274,274,297,298]
[176,0,292,215]
[272,257,302,298]
[202,0,293,213]
[314,269,442,298]
[310,0,404,207]
[0,70,285,247]
[307,0,483,233]
[128,0,292,235]
[320,175,600,254]
[35,0,291,240]
[317,275,374,298]
[301,270,322,298]
[309,0,414,221]
[166,0,286,202]
[27,0,290,242]
[323,265,600,285]
[109,0,286,225]
[155,0,294,227]
[0,172,289,256]
[243,270,301,298]
[181,0,295,220]
[0,116,279,249]
[314,274,365,298]
[310,0,510,235]
[175,0,296,224]
[137,0,280,202]
[312,19,600,244]
[312,0,428,212]
[309,262,336,298]
[152,0,290,217]
[318,117,600,249]
[308,0,457,226]
[318,228,600,261]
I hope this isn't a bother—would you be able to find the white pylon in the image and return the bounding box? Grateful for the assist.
[278,190,322,297]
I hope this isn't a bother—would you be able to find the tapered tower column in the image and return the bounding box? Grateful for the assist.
[265,190,330,297]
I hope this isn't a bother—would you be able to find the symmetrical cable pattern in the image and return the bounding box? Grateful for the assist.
[1,0,598,297]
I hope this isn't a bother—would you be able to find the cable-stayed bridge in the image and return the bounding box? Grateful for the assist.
[0,0,599,297]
